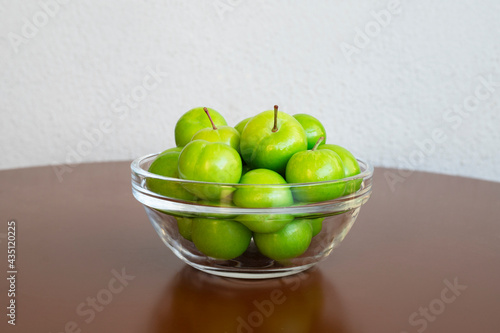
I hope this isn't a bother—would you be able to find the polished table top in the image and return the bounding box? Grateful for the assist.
[1,162,499,333]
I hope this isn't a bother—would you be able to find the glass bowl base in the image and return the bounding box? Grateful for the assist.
[147,206,360,280]
[185,261,316,279]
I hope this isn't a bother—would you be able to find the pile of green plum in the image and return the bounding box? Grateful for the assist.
[147,106,362,261]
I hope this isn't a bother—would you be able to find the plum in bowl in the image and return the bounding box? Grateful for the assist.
[131,153,373,279]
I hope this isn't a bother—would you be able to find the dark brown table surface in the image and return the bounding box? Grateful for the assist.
[1,162,499,333]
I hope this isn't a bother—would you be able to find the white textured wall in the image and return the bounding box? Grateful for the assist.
[1,0,499,182]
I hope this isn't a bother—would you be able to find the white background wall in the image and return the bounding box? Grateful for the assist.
[1,0,499,182]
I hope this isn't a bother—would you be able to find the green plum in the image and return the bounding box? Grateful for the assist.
[195,200,238,219]
[254,219,313,260]
[162,146,184,153]
[293,114,327,150]
[285,137,346,203]
[176,217,193,241]
[236,214,293,234]
[319,144,362,194]
[308,218,324,237]
[233,169,294,233]
[178,140,242,201]
[234,117,252,134]
[240,105,307,174]
[191,108,241,152]
[146,148,198,201]
[174,107,227,147]
[233,169,293,208]
[191,218,252,260]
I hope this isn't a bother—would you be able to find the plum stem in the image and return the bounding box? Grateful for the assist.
[272,105,279,132]
[204,107,217,130]
[312,136,325,151]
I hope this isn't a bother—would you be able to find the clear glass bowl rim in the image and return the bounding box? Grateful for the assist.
[131,152,373,187]
[131,153,374,215]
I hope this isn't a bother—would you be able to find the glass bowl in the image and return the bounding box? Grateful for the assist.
[131,153,373,279]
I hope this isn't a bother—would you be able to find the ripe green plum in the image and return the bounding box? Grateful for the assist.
[233,169,293,208]
[286,138,346,203]
[191,218,252,260]
[254,219,313,260]
[178,140,242,201]
[191,108,240,152]
[195,200,238,219]
[146,148,198,201]
[319,144,362,194]
[293,114,327,150]
[235,214,293,234]
[308,218,324,237]
[176,217,193,241]
[240,106,307,175]
[175,107,227,147]
[234,117,252,135]
[233,168,294,233]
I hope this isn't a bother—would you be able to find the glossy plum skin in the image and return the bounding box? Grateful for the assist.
[235,214,293,234]
[146,148,197,201]
[175,107,227,147]
[192,126,241,152]
[240,110,307,175]
[233,168,294,233]
[254,219,313,260]
[308,218,324,237]
[293,114,327,150]
[233,169,293,208]
[177,140,242,201]
[285,149,345,203]
[319,144,362,194]
[234,117,252,135]
[176,217,193,241]
[191,218,252,260]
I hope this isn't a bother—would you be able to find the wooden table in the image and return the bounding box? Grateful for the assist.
[1,162,499,333]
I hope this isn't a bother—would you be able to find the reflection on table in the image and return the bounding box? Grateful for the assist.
[151,265,354,333]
